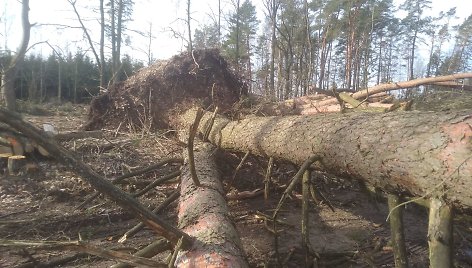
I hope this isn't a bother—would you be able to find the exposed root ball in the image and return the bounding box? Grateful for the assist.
[84,49,247,130]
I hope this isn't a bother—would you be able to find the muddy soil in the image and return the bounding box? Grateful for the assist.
[1,104,472,268]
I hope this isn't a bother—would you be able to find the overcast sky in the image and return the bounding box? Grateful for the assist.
[1,0,471,64]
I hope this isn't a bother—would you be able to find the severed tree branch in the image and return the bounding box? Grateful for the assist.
[67,0,102,78]
[0,108,192,248]
[111,239,171,268]
[0,239,166,268]
[187,108,204,186]
[76,157,183,210]
[119,191,180,243]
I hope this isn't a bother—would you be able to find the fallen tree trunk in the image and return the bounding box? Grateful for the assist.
[181,109,472,210]
[315,72,472,108]
[175,142,248,267]
[426,81,472,91]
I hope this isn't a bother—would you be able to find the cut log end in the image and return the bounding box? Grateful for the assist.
[8,155,26,174]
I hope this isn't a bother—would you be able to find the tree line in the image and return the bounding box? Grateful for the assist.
[0,52,143,104]
[1,0,472,107]
[1,0,139,107]
[196,0,472,100]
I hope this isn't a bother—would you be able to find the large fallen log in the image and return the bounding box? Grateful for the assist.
[259,73,472,116]
[175,142,248,267]
[315,72,472,108]
[181,109,472,210]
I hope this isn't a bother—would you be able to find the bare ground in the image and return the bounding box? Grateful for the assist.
[1,104,472,268]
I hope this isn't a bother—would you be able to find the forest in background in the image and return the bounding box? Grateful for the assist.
[1,0,471,104]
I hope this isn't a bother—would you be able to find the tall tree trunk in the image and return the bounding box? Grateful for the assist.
[246,37,252,93]
[1,0,31,111]
[183,109,472,210]
[99,0,105,89]
[186,0,192,53]
[57,58,62,102]
[283,47,292,100]
[409,30,418,80]
[426,34,435,77]
[235,0,241,74]
[301,0,311,96]
[111,0,116,84]
[74,58,78,103]
[269,0,278,98]
[116,0,123,81]
[377,35,383,84]
[218,0,221,46]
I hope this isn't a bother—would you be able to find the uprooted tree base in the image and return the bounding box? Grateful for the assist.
[84,49,247,131]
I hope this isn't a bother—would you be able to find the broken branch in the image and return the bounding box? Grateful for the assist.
[0,108,192,247]
[187,108,204,186]
[0,239,166,268]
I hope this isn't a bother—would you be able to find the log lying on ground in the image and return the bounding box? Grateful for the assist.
[181,109,472,210]
[315,72,472,108]
[426,81,472,91]
[261,72,472,116]
[175,142,248,267]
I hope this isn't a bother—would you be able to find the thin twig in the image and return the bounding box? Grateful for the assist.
[302,169,312,266]
[203,106,219,141]
[309,180,335,212]
[168,236,184,268]
[111,239,171,268]
[76,158,183,210]
[0,239,166,268]
[119,191,180,243]
[229,151,250,188]
[273,155,322,218]
[187,108,204,186]
[133,170,181,198]
[264,157,274,200]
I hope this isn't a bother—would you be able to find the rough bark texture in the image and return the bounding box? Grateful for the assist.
[428,198,453,268]
[387,194,409,268]
[175,142,248,267]
[1,0,30,111]
[315,72,472,108]
[181,109,472,210]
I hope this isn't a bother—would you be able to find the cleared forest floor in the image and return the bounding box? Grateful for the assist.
[1,103,471,267]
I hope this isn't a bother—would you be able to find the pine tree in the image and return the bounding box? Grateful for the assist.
[223,0,259,84]
[399,0,432,80]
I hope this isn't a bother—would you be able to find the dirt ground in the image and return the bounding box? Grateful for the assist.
[1,104,472,268]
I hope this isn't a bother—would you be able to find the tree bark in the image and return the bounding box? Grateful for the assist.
[1,0,31,111]
[315,72,472,108]
[99,0,105,88]
[387,194,409,268]
[428,198,453,268]
[175,142,248,267]
[182,109,472,210]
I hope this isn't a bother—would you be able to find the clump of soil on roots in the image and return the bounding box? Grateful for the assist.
[84,49,247,131]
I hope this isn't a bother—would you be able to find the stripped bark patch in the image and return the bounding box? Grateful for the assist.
[176,142,248,267]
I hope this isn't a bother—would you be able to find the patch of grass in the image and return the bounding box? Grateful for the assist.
[345,228,370,243]
[17,100,53,116]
